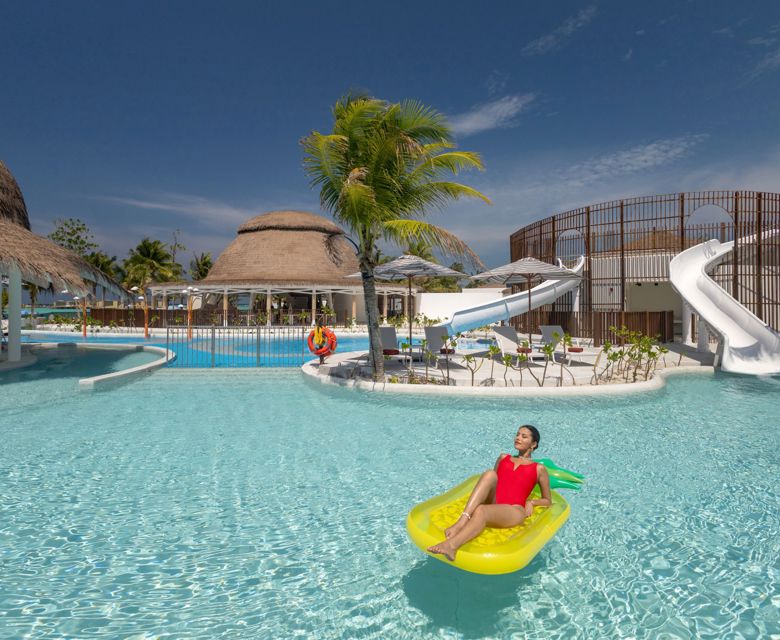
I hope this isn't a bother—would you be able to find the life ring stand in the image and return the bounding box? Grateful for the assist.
[307,327,337,357]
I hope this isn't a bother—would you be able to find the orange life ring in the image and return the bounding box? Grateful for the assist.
[307,327,337,357]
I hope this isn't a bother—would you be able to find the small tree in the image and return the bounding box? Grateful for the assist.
[462,353,484,386]
[486,344,501,386]
[190,252,213,280]
[49,218,98,257]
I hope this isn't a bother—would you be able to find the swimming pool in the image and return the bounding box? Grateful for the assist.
[0,368,778,638]
[21,331,491,368]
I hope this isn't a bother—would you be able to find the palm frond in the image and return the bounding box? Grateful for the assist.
[382,220,485,270]
[410,151,485,181]
[395,99,451,142]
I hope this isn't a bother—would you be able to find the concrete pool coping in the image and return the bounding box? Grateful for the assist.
[7,342,176,390]
[301,350,715,397]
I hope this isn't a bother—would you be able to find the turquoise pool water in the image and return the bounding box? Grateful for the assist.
[21,332,491,368]
[0,368,778,638]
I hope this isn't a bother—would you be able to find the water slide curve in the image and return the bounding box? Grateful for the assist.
[442,257,585,334]
[669,236,780,375]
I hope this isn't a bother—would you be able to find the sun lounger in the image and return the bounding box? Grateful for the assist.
[422,326,455,366]
[493,325,546,363]
[379,326,413,364]
[539,325,584,365]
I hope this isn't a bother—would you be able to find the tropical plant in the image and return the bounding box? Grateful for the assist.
[169,229,186,274]
[302,93,489,380]
[501,353,529,387]
[86,251,120,279]
[423,261,465,292]
[462,353,484,386]
[22,283,39,329]
[48,218,98,257]
[486,344,501,385]
[123,241,178,338]
[124,238,180,282]
[189,252,213,280]
[387,314,406,330]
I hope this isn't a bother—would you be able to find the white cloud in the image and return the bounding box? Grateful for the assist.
[522,5,597,56]
[94,192,257,229]
[434,134,714,266]
[747,36,776,46]
[560,134,709,188]
[449,94,537,137]
[622,48,634,61]
[752,47,780,76]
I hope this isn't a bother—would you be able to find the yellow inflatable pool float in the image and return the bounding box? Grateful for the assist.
[406,459,583,575]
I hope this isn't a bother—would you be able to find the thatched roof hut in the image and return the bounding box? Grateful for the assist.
[203,210,360,286]
[0,160,125,297]
[0,160,31,230]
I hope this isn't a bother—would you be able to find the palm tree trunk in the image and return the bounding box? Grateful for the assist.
[359,262,385,380]
[143,304,149,339]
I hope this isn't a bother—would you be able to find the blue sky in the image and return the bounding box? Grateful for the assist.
[2,1,779,270]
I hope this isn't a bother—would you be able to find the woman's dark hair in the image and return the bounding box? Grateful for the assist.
[520,424,540,450]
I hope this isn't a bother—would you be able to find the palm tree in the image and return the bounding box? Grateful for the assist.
[22,283,39,329]
[123,239,177,338]
[86,251,119,307]
[404,239,437,263]
[189,252,213,280]
[303,94,489,379]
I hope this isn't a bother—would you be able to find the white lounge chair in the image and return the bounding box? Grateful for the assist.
[539,325,584,365]
[493,325,546,363]
[379,326,413,364]
[422,326,454,366]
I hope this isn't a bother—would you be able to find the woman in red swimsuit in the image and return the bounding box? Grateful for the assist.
[427,425,552,561]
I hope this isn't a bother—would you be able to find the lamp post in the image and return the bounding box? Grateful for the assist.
[185,286,198,340]
[74,295,88,337]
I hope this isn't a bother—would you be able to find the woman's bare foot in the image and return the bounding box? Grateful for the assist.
[427,541,457,561]
[444,514,469,539]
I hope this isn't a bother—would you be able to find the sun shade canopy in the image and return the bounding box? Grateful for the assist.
[348,254,468,280]
[471,257,581,285]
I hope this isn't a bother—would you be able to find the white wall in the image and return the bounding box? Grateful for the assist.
[626,282,682,319]
[417,289,506,324]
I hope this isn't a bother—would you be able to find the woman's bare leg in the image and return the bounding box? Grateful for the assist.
[444,470,498,538]
[428,504,526,561]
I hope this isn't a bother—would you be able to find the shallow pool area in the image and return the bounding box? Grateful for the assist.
[0,368,778,638]
[21,331,491,368]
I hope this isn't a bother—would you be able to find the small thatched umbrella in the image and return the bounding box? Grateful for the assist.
[0,160,128,343]
[350,254,468,347]
[0,219,129,333]
[471,257,580,343]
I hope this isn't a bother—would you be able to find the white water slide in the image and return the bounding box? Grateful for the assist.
[669,235,780,375]
[442,257,585,334]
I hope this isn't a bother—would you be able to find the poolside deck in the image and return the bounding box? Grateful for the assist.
[308,341,715,390]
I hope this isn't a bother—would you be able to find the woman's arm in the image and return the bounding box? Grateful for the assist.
[524,465,552,516]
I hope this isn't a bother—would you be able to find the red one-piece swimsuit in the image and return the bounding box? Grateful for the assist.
[494,454,539,505]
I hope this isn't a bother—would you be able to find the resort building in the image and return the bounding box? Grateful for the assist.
[508,191,780,343]
[149,211,409,326]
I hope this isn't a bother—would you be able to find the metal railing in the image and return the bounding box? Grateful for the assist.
[165,325,310,368]
[509,191,780,332]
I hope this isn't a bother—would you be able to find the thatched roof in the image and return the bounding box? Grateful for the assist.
[0,219,127,298]
[204,210,360,286]
[0,160,31,230]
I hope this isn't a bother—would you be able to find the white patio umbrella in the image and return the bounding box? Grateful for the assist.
[471,257,580,343]
[350,254,468,346]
